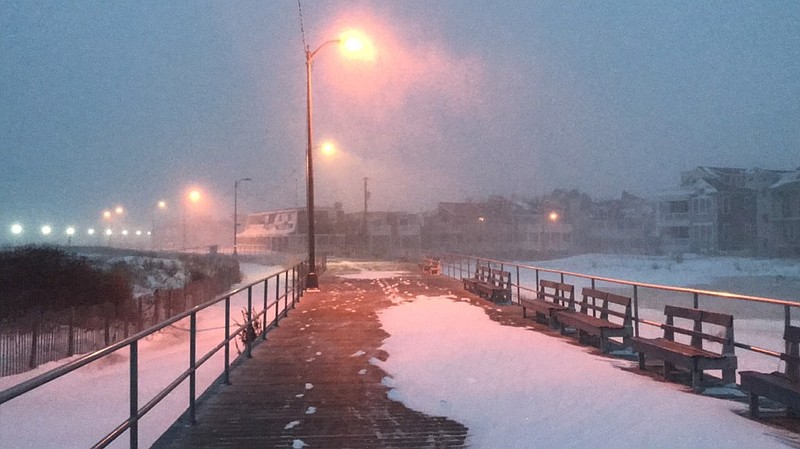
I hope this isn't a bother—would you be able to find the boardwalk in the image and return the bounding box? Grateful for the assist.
[153,263,469,448]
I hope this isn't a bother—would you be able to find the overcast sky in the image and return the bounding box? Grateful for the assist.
[2,1,799,231]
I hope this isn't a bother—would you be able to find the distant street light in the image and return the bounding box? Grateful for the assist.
[304,30,370,290]
[233,177,252,256]
[152,200,168,250]
[41,225,52,236]
[183,188,203,249]
[10,223,23,235]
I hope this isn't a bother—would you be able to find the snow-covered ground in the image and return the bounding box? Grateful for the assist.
[0,263,283,449]
[2,254,800,448]
[374,294,796,448]
[522,253,800,289]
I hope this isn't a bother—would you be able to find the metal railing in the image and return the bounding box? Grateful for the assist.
[0,260,310,449]
[440,253,799,363]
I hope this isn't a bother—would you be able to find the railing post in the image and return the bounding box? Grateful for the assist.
[189,312,197,425]
[293,266,299,305]
[285,270,290,314]
[275,274,281,326]
[262,279,269,338]
[633,285,640,337]
[693,292,699,309]
[129,340,138,449]
[224,296,231,385]
[246,286,253,359]
[786,305,792,330]
[516,265,521,304]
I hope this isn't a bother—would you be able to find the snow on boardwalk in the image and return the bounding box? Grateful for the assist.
[376,294,796,448]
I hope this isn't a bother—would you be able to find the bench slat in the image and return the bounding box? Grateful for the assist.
[659,324,731,346]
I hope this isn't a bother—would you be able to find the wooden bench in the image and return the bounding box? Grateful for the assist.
[630,305,737,392]
[420,257,441,275]
[740,325,800,417]
[556,288,632,353]
[462,264,491,295]
[519,280,575,328]
[462,265,512,303]
[476,268,512,303]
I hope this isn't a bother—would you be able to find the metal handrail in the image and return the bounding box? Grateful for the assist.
[0,260,310,449]
[441,252,799,362]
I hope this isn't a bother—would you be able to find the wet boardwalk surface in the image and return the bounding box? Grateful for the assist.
[152,263,471,448]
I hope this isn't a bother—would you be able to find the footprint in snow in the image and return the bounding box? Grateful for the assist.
[305,406,317,414]
[285,420,301,430]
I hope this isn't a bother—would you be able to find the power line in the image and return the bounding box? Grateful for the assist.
[297,0,308,51]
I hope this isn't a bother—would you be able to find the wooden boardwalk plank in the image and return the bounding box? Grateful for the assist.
[152,268,468,449]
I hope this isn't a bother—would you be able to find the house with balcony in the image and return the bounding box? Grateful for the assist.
[767,169,800,256]
[656,166,791,255]
[585,192,656,253]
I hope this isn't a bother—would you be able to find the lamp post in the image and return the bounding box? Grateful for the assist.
[233,177,251,256]
[305,40,337,290]
[304,32,368,289]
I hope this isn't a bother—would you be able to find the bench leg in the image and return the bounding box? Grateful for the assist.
[522,307,527,319]
[691,369,703,392]
[599,337,608,354]
[721,367,735,385]
[637,352,646,370]
[749,392,760,418]
[663,361,674,380]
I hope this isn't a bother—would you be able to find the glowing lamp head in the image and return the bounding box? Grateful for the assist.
[548,212,559,222]
[115,206,124,215]
[158,200,167,210]
[10,223,23,235]
[41,225,52,236]
[339,29,374,61]
[87,228,96,235]
[66,227,75,236]
[105,228,113,236]
[103,210,112,219]
[320,141,336,156]
[188,189,201,203]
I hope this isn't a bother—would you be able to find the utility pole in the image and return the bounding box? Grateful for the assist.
[363,177,369,255]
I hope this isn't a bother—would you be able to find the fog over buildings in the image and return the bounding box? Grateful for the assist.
[2,1,799,232]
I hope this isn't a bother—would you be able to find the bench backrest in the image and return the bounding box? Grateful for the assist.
[490,268,512,289]
[473,265,493,282]
[538,280,575,309]
[579,287,632,325]
[662,305,734,355]
[782,325,800,382]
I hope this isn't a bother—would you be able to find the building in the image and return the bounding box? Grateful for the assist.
[656,167,792,255]
[346,211,423,257]
[421,197,573,257]
[767,169,800,256]
[236,207,345,255]
[585,192,656,253]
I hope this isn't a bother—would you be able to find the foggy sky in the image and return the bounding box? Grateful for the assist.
[2,1,799,233]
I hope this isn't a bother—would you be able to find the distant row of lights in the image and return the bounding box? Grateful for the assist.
[8,223,151,237]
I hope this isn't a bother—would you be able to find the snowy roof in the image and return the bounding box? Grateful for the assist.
[770,169,800,189]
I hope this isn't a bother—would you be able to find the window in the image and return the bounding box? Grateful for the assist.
[670,201,689,213]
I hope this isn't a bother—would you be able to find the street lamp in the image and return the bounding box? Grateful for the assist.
[183,188,202,250]
[152,200,167,250]
[233,177,252,256]
[304,30,369,290]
